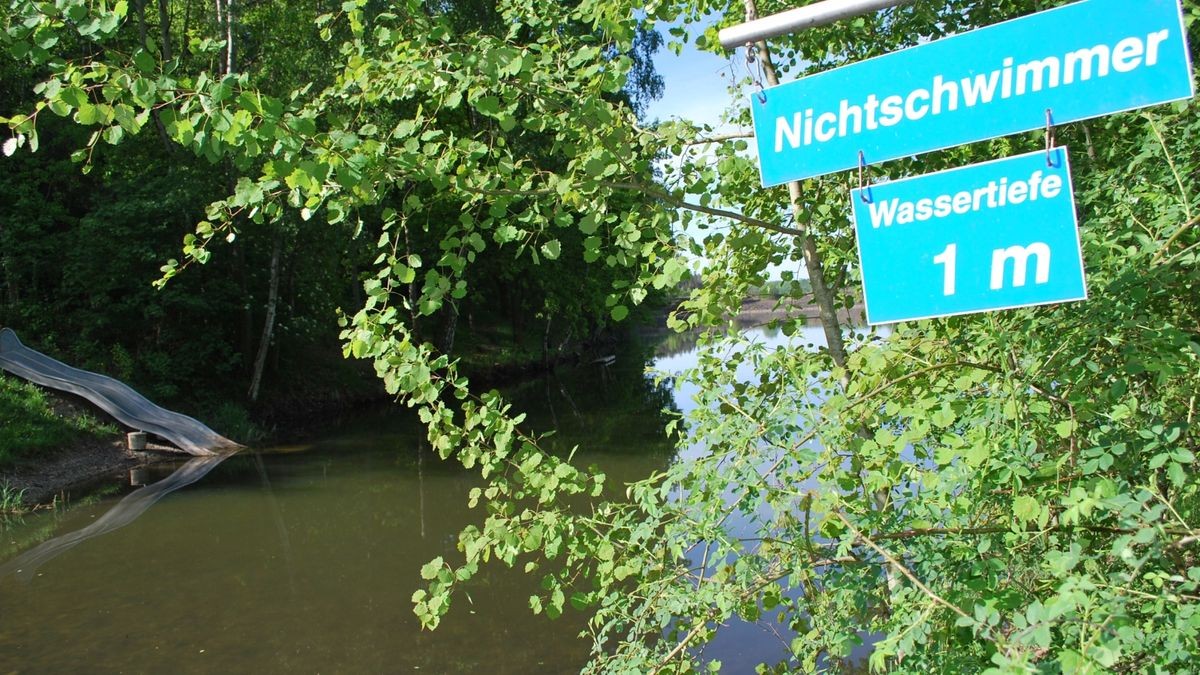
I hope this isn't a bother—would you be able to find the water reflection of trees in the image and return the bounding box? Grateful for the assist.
[650,323,788,359]
[0,332,687,574]
[652,328,705,358]
[505,335,679,463]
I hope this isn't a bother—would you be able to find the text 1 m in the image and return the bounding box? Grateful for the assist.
[933,242,1052,296]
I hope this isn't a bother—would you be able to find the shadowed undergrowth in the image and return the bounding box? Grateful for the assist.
[0,374,117,467]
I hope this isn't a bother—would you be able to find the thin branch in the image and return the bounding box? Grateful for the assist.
[1152,213,1200,266]
[832,511,976,624]
[1175,534,1200,548]
[603,181,804,237]
[651,613,715,674]
[454,178,803,237]
[869,524,1136,542]
[1094,582,1200,602]
[1144,113,1193,224]
[682,132,755,146]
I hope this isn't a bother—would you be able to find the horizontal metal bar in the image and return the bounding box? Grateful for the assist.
[718,0,916,50]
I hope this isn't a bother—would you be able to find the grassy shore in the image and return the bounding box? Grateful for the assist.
[0,375,118,468]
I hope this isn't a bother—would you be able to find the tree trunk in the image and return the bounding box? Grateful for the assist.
[0,222,16,307]
[157,0,172,61]
[214,0,234,74]
[213,0,222,50]
[441,302,459,355]
[134,0,148,44]
[248,235,282,402]
[740,0,897,600]
[223,0,235,76]
[180,0,192,65]
[739,2,848,370]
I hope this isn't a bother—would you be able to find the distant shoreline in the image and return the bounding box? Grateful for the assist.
[733,296,866,326]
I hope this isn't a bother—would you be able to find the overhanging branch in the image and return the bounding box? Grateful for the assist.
[604,181,804,237]
[682,132,755,146]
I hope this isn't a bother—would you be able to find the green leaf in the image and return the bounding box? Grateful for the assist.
[132,49,156,74]
[233,177,265,206]
[420,557,443,580]
[597,541,615,561]
[579,214,599,235]
[1167,462,1186,486]
[1053,420,1077,438]
[1013,496,1040,524]
[931,406,956,429]
[76,104,100,125]
[394,264,416,284]
[474,96,501,115]
[583,156,608,177]
[103,125,124,145]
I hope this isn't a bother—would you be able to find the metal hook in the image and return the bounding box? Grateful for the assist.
[743,43,767,104]
[858,150,870,203]
[1045,108,1057,167]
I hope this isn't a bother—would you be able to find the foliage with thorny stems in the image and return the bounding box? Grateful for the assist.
[4,0,1200,672]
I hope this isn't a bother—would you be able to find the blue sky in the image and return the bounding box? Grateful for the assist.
[640,30,802,281]
[644,28,748,131]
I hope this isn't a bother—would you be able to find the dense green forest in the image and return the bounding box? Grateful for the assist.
[0,0,664,428]
[3,0,1200,672]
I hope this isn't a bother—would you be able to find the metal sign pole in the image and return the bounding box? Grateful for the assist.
[718,0,915,49]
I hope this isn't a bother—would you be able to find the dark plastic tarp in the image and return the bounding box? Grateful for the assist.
[0,328,240,455]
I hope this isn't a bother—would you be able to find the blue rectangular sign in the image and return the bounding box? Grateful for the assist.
[753,0,1194,186]
[851,148,1086,324]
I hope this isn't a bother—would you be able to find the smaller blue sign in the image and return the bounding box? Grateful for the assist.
[851,148,1086,324]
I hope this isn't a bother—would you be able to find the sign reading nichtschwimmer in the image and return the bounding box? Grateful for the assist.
[752,0,1194,186]
[851,148,1086,325]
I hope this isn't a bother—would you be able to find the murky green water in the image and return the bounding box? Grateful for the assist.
[0,338,683,673]
[0,327,834,673]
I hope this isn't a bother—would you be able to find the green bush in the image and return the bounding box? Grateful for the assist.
[0,375,117,466]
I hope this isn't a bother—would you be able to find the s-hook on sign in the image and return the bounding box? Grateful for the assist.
[851,148,1086,325]
[751,0,1194,186]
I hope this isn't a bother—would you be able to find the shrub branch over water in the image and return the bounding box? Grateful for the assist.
[2,0,1199,671]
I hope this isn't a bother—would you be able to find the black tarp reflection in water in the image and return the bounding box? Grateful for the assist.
[0,452,236,583]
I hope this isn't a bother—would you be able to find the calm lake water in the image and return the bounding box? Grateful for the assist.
[0,326,837,673]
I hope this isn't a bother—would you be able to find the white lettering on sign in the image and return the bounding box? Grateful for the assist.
[774,29,1172,153]
[867,170,1064,228]
[851,148,1087,324]
[991,243,1053,289]
[933,243,957,296]
[932,241,1054,297]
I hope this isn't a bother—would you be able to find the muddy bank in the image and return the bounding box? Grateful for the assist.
[660,295,866,328]
[0,387,189,509]
[733,297,866,326]
[0,436,160,508]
